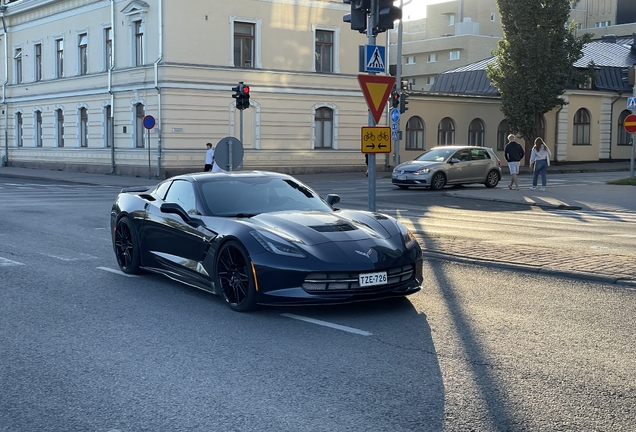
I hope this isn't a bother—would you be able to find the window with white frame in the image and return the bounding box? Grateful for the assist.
[314,107,333,149]
[595,21,611,27]
[105,105,113,148]
[427,53,437,63]
[15,112,23,147]
[426,76,435,85]
[406,55,415,65]
[448,14,455,26]
[78,33,88,75]
[449,50,460,60]
[134,20,144,66]
[135,103,145,148]
[104,27,112,71]
[406,117,424,150]
[234,22,255,68]
[79,107,88,147]
[14,48,22,84]
[315,30,334,73]
[55,39,64,78]
[34,43,42,81]
[490,13,496,22]
[35,110,43,147]
[56,109,65,147]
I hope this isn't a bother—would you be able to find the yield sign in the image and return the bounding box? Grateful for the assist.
[624,114,636,133]
[358,75,395,125]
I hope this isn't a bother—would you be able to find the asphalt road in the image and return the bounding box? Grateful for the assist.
[1,178,635,431]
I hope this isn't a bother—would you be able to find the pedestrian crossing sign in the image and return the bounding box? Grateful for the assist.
[628,97,636,111]
[364,44,386,73]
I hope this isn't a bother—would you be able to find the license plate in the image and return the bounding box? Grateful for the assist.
[397,175,406,181]
[359,271,387,287]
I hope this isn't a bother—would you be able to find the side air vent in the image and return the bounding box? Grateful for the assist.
[310,223,356,232]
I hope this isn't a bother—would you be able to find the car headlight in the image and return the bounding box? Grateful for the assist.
[250,230,306,258]
[415,168,430,175]
[396,221,417,249]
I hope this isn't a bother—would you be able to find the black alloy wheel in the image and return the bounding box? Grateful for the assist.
[430,172,447,191]
[485,170,500,188]
[114,217,141,274]
[216,241,258,312]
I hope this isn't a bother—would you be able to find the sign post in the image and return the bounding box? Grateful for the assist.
[623,113,636,180]
[143,115,156,180]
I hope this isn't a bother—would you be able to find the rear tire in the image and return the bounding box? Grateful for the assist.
[485,170,500,188]
[114,216,141,274]
[216,241,258,312]
[430,172,446,191]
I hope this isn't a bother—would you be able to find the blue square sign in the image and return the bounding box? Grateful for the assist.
[365,45,386,73]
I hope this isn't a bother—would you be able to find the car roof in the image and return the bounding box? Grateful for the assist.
[168,170,294,183]
[431,145,495,151]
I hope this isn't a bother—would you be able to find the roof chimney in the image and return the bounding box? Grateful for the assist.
[602,34,617,44]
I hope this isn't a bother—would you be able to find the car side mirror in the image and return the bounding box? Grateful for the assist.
[449,158,460,164]
[160,202,202,227]
[326,194,340,206]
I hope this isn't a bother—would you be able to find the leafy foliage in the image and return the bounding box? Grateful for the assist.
[487,0,592,142]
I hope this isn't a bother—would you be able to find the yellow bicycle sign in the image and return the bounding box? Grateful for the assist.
[361,127,392,154]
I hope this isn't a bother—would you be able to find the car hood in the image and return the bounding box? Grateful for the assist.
[241,210,400,247]
[394,160,442,172]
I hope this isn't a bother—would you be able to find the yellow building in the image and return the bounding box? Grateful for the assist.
[0,0,393,176]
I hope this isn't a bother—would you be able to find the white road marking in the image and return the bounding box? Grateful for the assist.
[97,266,139,277]
[0,256,25,266]
[281,313,373,336]
[42,253,98,261]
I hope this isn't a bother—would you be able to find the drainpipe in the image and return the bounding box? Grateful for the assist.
[154,0,163,178]
[109,0,115,173]
[1,5,8,167]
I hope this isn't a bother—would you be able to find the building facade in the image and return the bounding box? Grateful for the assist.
[0,0,389,177]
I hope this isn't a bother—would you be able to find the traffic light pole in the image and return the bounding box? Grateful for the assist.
[393,0,403,169]
[367,0,378,212]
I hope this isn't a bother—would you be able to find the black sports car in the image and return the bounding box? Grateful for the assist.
[110,171,423,312]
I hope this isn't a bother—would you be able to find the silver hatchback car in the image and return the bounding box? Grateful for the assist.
[392,146,502,190]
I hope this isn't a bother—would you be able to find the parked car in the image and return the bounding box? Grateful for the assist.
[392,145,502,190]
[111,171,423,312]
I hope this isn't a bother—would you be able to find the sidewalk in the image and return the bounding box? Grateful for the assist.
[2,163,635,287]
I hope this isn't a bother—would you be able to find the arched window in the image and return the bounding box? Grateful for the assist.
[79,107,88,148]
[497,119,512,151]
[405,116,424,150]
[617,110,631,146]
[437,117,455,145]
[314,107,333,148]
[573,108,591,145]
[105,105,113,148]
[468,118,485,146]
[56,109,65,147]
[135,103,145,148]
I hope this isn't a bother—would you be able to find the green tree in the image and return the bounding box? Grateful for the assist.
[487,0,592,148]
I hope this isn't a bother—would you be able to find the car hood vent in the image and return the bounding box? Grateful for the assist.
[309,223,356,233]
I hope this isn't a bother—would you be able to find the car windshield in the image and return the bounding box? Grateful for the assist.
[198,176,333,217]
[414,148,456,162]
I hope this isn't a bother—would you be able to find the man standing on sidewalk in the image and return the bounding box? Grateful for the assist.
[504,134,525,190]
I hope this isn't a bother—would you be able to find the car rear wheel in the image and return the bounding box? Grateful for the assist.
[485,170,500,188]
[430,172,446,191]
[216,241,258,312]
[114,216,141,274]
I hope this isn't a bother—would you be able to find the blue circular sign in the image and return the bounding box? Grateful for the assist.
[143,115,156,130]
[390,108,400,124]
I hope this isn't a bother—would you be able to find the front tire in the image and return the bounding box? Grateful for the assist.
[216,241,258,312]
[114,216,141,274]
[430,172,447,191]
[485,170,500,188]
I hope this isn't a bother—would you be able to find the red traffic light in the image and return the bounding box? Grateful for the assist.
[242,86,250,94]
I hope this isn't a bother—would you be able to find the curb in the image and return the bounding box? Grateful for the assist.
[423,251,636,287]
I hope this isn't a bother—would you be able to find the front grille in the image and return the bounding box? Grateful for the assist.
[302,264,415,293]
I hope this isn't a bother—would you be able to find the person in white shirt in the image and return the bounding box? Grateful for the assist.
[529,137,552,191]
[203,143,215,172]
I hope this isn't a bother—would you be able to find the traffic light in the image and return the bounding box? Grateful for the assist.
[232,82,251,110]
[399,92,409,114]
[343,0,368,33]
[391,90,400,109]
[376,0,402,33]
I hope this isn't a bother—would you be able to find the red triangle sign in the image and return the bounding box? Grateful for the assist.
[358,75,396,125]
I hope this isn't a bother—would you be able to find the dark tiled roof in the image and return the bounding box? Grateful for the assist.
[430,39,636,95]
